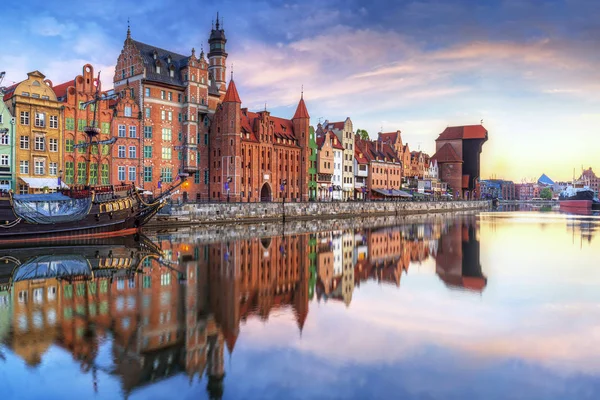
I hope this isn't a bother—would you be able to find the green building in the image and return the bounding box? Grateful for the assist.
[0,103,14,192]
[308,126,317,200]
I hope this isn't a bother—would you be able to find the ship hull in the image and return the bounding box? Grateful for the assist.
[559,199,592,212]
[0,195,163,245]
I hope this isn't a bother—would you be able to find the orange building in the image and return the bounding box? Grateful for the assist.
[55,64,113,185]
[355,137,402,199]
[316,130,335,200]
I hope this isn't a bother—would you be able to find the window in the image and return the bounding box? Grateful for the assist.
[168,92,172,101]
[66,139,74,153]
[168,111,172,121]
[20,111,29,125]
[204,133,208,145]
[129,146,137,158]
[77,119,86,131]
[178,113,182,122]
[145,107,151,118]
[77,162,86,184]
[204,170,209,184]
[0,155,8,166]
[65,161,74,184]
[143,275,152,288]
[128,166,136,182]
[0,134,8,145]
[49,162,57,176]
[144,145,152,158]
[161,90,165,100]
[130,65,134,76]
[34,112,45,127]
[101,164,109,184]
[144,126,153,138]
[124,106,132,117]
[49,138,58,152]
[160,272,171,286]
[161,110,166,120]
[65,117,75,130]
[156,65,161,74]
[195,170,200,183]
[34,159,45,175]
[161,167,172,183]
[145,87,150,97]
[118,166,126,181]
[118,145,126,158]
[129,126,137,138]
[162,128,172,141]
[101,122,110,134]
[161,147,171,160]
[34,136,45,151]
[49,115,58,129]
[118,125,126,137]
[144,166,153,182]
[178,94,182,102]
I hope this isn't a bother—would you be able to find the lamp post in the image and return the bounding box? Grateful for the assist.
[225,177,232,203]
[281,179,287,222]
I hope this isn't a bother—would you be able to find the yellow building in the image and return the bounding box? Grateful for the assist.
[4,71,65,193]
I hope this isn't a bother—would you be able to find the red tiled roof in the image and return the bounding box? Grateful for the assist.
[378,131,399,144]
[331,131,344,150]
[354,149,368,164]
[2,83,18,102]
[53,79,75,99]
[293,97,310,119]
[326,121,345,130]
[437,125,487,141]
[431,143,462,163]
[223,79,241,103]
[240,111,259,142]
[272,116,296,142]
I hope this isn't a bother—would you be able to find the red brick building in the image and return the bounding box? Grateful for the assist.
[208,79,311,202]
[55,64,113,185]
[110,84,142,186]
[113,20,226,200]
[431,125,488,199]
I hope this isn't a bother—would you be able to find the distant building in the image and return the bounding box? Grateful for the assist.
[580,167,600,194]
[431,124,488,199]
[316,130,335,200]
[322,118,355,200]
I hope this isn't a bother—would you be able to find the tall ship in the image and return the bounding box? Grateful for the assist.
[0,73,189,243]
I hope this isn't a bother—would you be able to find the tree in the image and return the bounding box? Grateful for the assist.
[356,129,370,140]
[540,187,553,200]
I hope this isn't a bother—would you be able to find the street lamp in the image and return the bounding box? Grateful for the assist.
[225,177,232,203]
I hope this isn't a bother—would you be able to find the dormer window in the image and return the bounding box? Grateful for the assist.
[169,66,175,78]
[156,63,161,74]
[153,50,158,60]
[167,55,172,63]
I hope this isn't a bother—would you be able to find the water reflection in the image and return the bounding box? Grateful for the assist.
[1,212,599,399]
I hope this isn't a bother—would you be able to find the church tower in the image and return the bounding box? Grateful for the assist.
[208,13,228,96]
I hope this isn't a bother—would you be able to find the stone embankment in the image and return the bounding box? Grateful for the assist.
[145,209,477,244]
[146,200,489,228]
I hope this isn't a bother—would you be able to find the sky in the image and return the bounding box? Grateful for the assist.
[2,0,600,182]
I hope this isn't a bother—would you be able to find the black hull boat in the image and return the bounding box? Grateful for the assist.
[0,184,171,245]
[559,186,597,212]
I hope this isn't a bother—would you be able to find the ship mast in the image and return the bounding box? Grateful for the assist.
[74,72,118,187]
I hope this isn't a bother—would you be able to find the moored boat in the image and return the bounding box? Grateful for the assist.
[559,182,594,212]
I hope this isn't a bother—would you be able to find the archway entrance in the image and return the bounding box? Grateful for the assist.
[260,183,272,202]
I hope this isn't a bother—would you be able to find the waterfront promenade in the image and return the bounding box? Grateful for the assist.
[148,200,490,227]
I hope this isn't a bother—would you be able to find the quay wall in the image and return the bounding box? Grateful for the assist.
[146,210,478,244]
[148,200,490,227]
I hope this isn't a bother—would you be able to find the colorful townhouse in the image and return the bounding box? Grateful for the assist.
[3,71,64,194]
[0,103,15,192]
[354,137,403,200]
[321,118,355,200]
[54,64,113,186]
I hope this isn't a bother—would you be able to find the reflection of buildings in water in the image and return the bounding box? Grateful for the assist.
[434,216,487,292]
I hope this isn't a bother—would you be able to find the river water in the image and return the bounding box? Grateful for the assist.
[0,210,599,399]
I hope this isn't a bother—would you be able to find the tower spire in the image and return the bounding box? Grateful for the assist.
[301,84,304,99]
[216,12,220,29]
[127,18,131,39]
[230,63,233,81]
